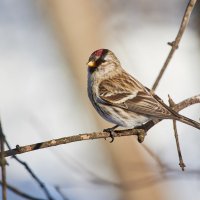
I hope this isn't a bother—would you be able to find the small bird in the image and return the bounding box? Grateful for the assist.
[87,49,200,141]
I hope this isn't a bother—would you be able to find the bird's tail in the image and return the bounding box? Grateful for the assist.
[176,114,200,130]
[153,94,200,130]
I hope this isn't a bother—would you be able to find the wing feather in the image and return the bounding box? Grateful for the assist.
[98,73,173,119]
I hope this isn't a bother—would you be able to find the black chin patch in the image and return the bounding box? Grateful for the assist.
[88,67,97,74]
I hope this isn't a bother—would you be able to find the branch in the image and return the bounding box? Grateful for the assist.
[3,94,200,158]
[2,126,54,200]
[0,121,7,200]
[173,94,200,112]
[168,96,185,171]
[55,186,69,200]
[151,0,197,91]
[0,180,46,200]
[137,94,200,132]
[4,129,144,157]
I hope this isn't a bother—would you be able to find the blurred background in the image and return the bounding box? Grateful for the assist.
[0,0,200,199]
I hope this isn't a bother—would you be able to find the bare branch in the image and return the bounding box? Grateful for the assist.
[0,180,46,200]
[168,96,185,171]
[2,94,200,158]
[2,125,54,200]
[0,121,7,200]
[174,94,200,112]
[152,0,198,91]
[172,120,185,171]
[4,129,144,157]
[137,94,200,132]
[0,121,53,200]
[55,186,69,200]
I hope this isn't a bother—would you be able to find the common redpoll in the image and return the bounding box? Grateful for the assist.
[87,49,200,141]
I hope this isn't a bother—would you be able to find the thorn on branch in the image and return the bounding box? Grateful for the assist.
[167,41,179,49]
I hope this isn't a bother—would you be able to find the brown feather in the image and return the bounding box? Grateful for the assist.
[99,71,174,119]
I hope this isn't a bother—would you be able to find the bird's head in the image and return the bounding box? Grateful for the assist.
[87,49,121,75]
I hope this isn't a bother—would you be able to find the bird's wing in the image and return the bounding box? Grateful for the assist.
[98,75,173,119]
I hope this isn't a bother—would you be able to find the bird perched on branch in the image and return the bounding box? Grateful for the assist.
[87,49,200,142]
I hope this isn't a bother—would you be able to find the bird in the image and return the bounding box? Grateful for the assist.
[87,49,200,142]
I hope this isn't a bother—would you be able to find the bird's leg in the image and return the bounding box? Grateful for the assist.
[103,125,119,143]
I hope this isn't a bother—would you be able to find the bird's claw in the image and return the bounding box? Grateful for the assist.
[103,127,116,143]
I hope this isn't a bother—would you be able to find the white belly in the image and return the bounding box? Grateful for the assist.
[98,104,150,128]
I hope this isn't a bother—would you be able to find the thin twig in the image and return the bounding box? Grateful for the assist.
[55,186,69,200]
[4,139,54,200]
[0,121,7,200]
[172,120,186,171]
[168,96,185,171]
[3,94,200,158]
[174,94,200,112]
[152,0,197,91]
[0,180,46,200]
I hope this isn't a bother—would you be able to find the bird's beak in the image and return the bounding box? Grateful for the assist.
[87,60,96,68]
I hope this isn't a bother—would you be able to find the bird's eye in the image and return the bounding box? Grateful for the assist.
[101,59,106,63]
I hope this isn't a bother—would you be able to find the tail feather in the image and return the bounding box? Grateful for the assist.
[152,94,200,130]
[176,114,200,130]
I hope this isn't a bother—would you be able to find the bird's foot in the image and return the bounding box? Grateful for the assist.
[103,125,118,143]
[137,131,146,143]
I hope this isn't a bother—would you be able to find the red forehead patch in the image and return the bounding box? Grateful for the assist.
[92,49,104,57]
